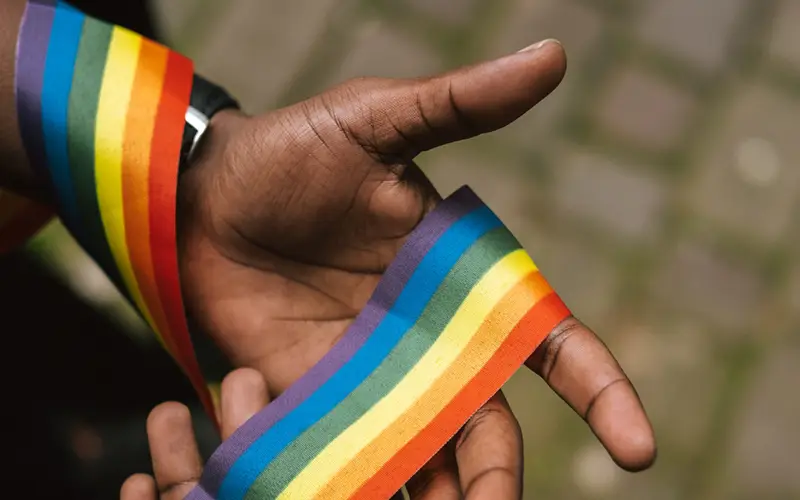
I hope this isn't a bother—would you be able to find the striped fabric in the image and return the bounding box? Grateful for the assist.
[188,187,571,500]
[0,190,52,254]
[15,3,572,498]
[14,0,214,419]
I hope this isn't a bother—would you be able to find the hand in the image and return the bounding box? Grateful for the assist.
[120,369,522,499]
[120,369,270,500]
[177,39,656,496]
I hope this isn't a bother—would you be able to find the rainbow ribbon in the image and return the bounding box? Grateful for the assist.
[15,2,572,498]
[187,187,571,500]
[14,0,214,419]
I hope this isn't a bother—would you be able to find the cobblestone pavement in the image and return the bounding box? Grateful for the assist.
[35,0,800,498]
[153,0,800,498]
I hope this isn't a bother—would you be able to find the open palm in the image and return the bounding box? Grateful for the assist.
[177,40,655,497]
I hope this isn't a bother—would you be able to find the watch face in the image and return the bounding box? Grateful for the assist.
[185,106,210,134]
[180,106,211,171]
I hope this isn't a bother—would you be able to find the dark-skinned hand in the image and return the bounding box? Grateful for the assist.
[173,39,655,498]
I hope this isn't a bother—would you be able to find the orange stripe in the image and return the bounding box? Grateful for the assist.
[122,39,177,356]
[352,293,571,500]
[149,51,216,421]
[320,272,553,499]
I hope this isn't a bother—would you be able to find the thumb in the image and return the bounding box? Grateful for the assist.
[338,38,566,159]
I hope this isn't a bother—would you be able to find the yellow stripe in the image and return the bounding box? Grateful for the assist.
[94,28,156,333]
[278,249,536,500]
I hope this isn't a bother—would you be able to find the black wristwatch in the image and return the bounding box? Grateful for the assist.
[179,74,241,173]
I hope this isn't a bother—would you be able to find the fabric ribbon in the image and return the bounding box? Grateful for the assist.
[15,2,572,498]
[14,0,214,420]
[187,187,571,500]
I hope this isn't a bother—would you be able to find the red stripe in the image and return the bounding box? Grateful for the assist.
[351,293,571,500]
[148,51,216,423]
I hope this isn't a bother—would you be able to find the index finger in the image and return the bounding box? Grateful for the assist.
[525,317,657,471]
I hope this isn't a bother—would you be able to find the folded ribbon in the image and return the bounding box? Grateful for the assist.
[15,3,571,498]
[188,187,571,500]
[14,0,214,419]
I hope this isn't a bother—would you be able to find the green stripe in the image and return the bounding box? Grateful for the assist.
[66,19,127,295]
[246,227,521,499]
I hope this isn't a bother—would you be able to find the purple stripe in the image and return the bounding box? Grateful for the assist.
[14,0,57,177]
[185,487,214,500]
[195,186,482,496]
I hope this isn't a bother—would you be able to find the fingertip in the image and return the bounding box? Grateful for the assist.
[120,473,156,500]
[587,383,657,472]
[611,426,658,472]
[146,401,192,437]
[221,367,269,402]
[508,39,567,97]
[220,368,270,439]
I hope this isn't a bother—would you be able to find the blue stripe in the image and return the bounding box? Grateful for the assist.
[218,205,503,500]
[41,4,84,232]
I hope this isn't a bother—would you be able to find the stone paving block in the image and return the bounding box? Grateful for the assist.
[651,241,765,332]
[724,345,800,498]
[489,0,604,60]
[406,0,480,26]
[595,67,696,151]
[636,0,748,72]
[488,0,605,143]
[190,0,346,113]
[423,148,620,328]
[767,0,800,70]
[426,147,620,328]
[689,83,800,247]
[613,316,723,454]
[531,236,619,329]
[422,146,543,246]
[149,0,196,43]
[554,151,668,244]
[787,266,800,320]
[325,19,444,85]
[503,370,563,466]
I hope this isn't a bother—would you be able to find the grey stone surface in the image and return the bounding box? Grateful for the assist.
[595,67,696,150]
[724,345,800,498]
[787,266,800,319]
[489,0,604,59]
[489,0,605,143]
[651,241,765,332]
[149,0,196,43]
[636,0,748,72]
[34,1,800,497]
[554,151,667,243]
[406,0,481,26]
[531,236,619,328]
[615,318,724,454]
[767,0,800,70]
[325,20,444,85]
[690,83,800,247]
[422,146,543,246]
[191,0,347,113]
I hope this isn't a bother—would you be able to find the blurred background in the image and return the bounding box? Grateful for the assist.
[4,0,799,498]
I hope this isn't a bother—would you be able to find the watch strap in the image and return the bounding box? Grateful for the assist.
[180,74,240,172]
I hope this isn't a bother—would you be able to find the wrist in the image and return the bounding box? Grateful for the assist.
[177,106,248,277]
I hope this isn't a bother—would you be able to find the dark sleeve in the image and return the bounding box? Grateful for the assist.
[66,0,159,41]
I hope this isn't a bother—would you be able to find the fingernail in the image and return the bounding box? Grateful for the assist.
[517,38,560,53]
